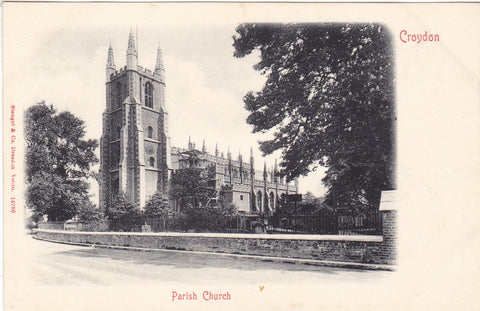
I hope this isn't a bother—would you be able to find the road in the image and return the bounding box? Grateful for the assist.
[24,235,390,286]
[5,235,398,311]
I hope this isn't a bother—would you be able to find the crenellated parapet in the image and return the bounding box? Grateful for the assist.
[108,65,164,84]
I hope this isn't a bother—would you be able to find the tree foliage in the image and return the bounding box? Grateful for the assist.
[274,191,326,217]
[25,102,98,221]
[144,192,173,218]
[176,204,238,232]
[170,167,216,210]
[106,193,144,231]
[233,23,395,211]
[77,201,104,222]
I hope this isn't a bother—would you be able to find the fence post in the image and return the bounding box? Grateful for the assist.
[379,190,397,265]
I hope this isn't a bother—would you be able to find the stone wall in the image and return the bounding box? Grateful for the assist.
[34,210,396,266]
[34,191,397,266]
[37,222,64,230]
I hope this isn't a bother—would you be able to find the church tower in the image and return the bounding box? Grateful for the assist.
[99,32,171,210]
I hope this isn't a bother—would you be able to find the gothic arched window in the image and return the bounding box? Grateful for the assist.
[147,126,153,139]
[149,157,155,168]
[270,192,275,211]
[145,82,153,108]
[264,194,270,212]
[257,191,263,212]
[251,193,257,212]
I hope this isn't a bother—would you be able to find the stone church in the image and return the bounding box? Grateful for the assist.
[99,32,298,214]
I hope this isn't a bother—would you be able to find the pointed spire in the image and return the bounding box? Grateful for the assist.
[188,136,192,150]
[155,43,165,72]
[202,139,206,153]
[263,161,267,178]
[126,30,138,69]
[127,30,137,55]
[227,146,231,158]
[238,151,242,161]
[215,143,219,157]
[250,147,255,173]
[107,41,115,69]
[136,26,139,53]
[106,41,116,81]
[274,159,278,173]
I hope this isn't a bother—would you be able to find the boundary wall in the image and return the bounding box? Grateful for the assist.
[33,191,397,267]
[34,215,395,267]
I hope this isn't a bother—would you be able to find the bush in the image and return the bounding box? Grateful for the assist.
[144,192,173,218]
[77,202,104,222]
[106,193,144,231]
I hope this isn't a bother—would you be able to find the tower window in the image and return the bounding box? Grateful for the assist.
[147,126,154,139]
[145,82,153,108]
[149,157,155,167]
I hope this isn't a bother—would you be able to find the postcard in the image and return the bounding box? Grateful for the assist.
[3,2,479,311]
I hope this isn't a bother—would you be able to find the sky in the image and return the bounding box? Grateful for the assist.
[10,22,327,199]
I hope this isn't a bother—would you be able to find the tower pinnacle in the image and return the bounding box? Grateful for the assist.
[107,43,115,68]
[126,31,138,69]
[106,42,116,80]
[250,147,255,173]
[154,43,165,81]
[127,31,137,55]
[155,44,164,72]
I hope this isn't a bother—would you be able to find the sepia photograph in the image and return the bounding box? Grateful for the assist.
[3,2,479,311]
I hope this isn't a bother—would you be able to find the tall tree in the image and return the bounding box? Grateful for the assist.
[233,23,395,211]
[170,167,216,210]
[106,192,144,231]
[144,192,173,218]
[25,102,98,221]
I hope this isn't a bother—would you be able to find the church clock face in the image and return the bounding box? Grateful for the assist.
[146,146,154,155]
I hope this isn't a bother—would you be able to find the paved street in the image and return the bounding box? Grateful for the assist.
[25,235,390,286]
